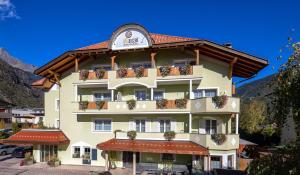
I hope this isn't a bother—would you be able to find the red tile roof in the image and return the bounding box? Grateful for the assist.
[97,139,208,155]
[77,33,196,50]
[4,129,69,145]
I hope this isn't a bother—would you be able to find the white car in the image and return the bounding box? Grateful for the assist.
[0,145,17,155]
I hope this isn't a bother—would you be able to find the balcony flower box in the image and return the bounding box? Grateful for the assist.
[212,95,228,108]
[117,66,128,78]
[179,64,192,75]
[156,99,168,109]
[134,66,145,78]
[80,70,89,80]
[175,99,187,109]
[159,66,171,77]
[95,68,106,79]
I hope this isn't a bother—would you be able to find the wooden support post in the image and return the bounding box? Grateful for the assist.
[111,55,116,70]
[228,57,238,79]
[75,57,79,72]
[105,151,109,171]
[151,52,157,68]
[133,152,136,175]
[194,49,200,65]
[48,70,61,86]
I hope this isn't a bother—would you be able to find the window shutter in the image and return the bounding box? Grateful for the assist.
[199,119,206,134]
[91,149,97,160]
[145,119,151,132]
[128,119,135,131]
[171,120,176,132]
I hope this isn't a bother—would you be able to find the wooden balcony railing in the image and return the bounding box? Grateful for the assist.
[79,71,108,80]
[116,69,148,78]
[157,66,193,77]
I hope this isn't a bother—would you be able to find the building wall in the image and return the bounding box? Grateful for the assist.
[44,84,60,128]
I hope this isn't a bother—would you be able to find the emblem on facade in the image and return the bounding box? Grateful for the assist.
[125,31,132,38]
[231,101,236,109]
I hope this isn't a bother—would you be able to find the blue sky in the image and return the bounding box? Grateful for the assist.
[0,0,299,84]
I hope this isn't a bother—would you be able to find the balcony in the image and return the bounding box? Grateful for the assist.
[115,131,239,150]
[190,97,240,113]
[157,65,202,80]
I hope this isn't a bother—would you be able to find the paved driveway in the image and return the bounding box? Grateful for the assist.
[0,155,132,175]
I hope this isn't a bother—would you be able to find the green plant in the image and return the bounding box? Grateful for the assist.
[12,122,21,134]
[47,155,60,167]
[80,69,89,80]
[0,119,5,129]
[117,66,128,78]
[175,98,187,109]
[79,101,89,110]
[179,64,191,75]
[134,66,145,78]
[37,120,45,129]
[164,131,176,141]
[156,99,168,109]
[211,133,226,145]
[95,67,106,79]
[24,152,33,161]
[127,130,137,140]
[212,94,228,108]
[159,66,171,77]
[22,120,30,129]
[126,99,136,110]
[96,101,105,110]
[82,153,90,160]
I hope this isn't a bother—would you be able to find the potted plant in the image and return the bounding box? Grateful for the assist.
[79,101,89,110]
[82,153,91,164]
[175,98,187,109]
[80,69,89,80]
[134,66,145,78]
[96,101,105,110]
[159,66,171,77]
[47,155,60,167]
[24,152,34,165]
[126,99,136,110]
[156,98,168,109]
[212,94,228,108]
[164,131,176,141]
[211,133,227,145]
[95,67,106,79]
[117,66,128,78]
[179,64,191,75]
[127,130,137,140]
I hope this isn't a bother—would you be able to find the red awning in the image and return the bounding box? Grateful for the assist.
[97,139,208,155]
[4,129,69,145]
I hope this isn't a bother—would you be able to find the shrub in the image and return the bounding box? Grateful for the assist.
[212,94,228,108]
[12,122,21,134]
[96,101,105,110]
[159,66,171,77]
[211,133,226,145]
[126,99,136,110]
[134,66,145,78]
[127,130,137,140]
[79,101,89,110]
[164,131,176,141]
[156,99,168,109]
[179,64,191,75]
[47,155,60,167]
[80,70,89,80]
[95,67,106,79]
[117,66,128,78]
[24,152,33,161]
[175,98,187,109]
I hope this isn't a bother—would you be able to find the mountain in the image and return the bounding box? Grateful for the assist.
[0,48,37,73]
[0,48,43,108]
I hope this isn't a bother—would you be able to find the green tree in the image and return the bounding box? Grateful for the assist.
[240,100,267,134]
[12,122,21,134]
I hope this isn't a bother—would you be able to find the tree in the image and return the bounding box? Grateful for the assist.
[0,119,5,129]
[240,100,267,134]
[12,122,21,134]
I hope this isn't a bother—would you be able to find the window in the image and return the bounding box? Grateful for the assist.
[93,119,112,132]
[228,155,233,168]
[193,89,217,99]
[84,147,91,158]
[135,120,145,132]
[92,64,111,71]
[211,156,222,169]
[55,119,60,128]
[55,99,60,111]
[73,147,80,158]
[154,90,164,100]
[205,120,217,134]
[161,153,176,162]
[94,92,111,101]
[160,120,171,132]
[174,59,196,67]
[135,90,147,101]
[131,62,151,69]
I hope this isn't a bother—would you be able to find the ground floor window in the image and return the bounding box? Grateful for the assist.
[72,146,80,158]
[160,120,171,132]
[211,156,222,169]
[40,145,58,162]
[135,120,146,132]
[161,153,176,162]
[228,155,234,169]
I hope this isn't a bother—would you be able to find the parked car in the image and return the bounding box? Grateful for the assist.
[0,145,17,155]
[12,146,33,158]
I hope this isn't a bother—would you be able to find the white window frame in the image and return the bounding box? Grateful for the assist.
[193,87,219,99]
[55,118,60,128]
[92,90,111,102]
[134,89,148,101]
[55,98,60,112]
[135,119,146,133]
[160,153,176,162]
[70,141,92,159]
[91,118,112,133]
[158,118,172,133]
[205,119,217,134]
[72,146,81,158]
[153,89,165,100]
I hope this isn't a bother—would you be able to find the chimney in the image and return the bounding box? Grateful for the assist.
[224,43,232,48]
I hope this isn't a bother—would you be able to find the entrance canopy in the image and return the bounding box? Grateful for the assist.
[97,139,208,155]
[4,129,69,145]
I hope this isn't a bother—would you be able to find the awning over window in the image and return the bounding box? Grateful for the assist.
[4,129,69,145]
[97,139,208,155]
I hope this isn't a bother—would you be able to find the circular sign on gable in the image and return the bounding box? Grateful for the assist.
[125,31,132,38]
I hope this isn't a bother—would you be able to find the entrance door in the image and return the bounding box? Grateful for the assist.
[40,145,58,162]
[211,156,222,169]
[123,152,140,168]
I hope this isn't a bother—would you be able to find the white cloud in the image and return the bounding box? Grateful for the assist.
[0,0,19,20]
